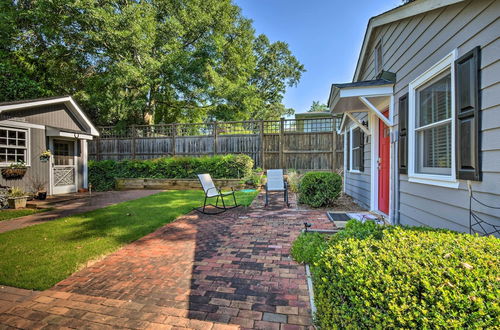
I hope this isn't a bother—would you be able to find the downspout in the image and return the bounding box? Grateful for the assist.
[395,132,401,226]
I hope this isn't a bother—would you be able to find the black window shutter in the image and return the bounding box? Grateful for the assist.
[398,94,408,174]
[455,46,481,181]
[359,130,365,172]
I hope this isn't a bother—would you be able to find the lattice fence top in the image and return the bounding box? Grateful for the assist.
[97,118,339,139]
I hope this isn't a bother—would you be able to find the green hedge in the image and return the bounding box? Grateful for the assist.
[89,154,254,191]
[298,171,342,207]
[291,221,500,328]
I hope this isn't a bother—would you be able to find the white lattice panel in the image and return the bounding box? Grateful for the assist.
[54,167,75,186]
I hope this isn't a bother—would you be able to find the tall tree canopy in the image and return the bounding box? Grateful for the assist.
[308,101,329,112]
[0,0,305,125]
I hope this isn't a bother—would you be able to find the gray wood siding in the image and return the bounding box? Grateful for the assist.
[358,0,500,232]
[344,112,371,209]
[0,128,50,193]
[8,104,85,132]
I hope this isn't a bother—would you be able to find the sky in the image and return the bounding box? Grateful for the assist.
[233,0,402,114]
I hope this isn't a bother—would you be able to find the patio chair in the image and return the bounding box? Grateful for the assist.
[196,173,239,214]
[265,169,290,207]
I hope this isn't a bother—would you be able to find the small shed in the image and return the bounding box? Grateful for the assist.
[0,96,99,195]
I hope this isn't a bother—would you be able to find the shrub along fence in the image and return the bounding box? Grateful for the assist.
[89,154,254,191]
[89,118,344,172]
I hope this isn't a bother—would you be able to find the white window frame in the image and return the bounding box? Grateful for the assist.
[408,50,458,188]
[349,125,362,173]
[0,126,31,167]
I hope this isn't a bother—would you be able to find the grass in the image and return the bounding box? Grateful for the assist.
[0,189,258,290]
[0,208,52,221]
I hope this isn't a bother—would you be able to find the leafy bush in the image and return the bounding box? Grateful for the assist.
[8,187,26,198]
[332,219,384,241]
[290,232,328,264]
[89,154,254,191]
[286,169,301,193]
[298,171,342,207]
[243,168,263,188]
[309,222,500,328]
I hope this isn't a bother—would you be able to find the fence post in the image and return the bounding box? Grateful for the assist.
[131,124,136,159]
[213,122,218,156]
[171,124,176,157]
[279,117,284,169]
[332,121,337,171]
[260,120,265,169]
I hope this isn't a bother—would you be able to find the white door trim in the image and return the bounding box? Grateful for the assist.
[370,112,379,212]
[50,138,78,195]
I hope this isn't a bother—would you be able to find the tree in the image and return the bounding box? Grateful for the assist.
[308,101,329,112]
[1,0,305,125]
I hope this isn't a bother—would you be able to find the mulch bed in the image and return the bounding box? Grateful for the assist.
[294,193,366,212]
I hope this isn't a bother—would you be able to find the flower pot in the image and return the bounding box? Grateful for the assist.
[1,168,27,180]
[8,197,27,209]
[37,191,47,200]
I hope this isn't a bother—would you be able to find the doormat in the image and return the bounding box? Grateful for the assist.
[326,212,350,222]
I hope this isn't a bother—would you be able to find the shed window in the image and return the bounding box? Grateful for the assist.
[0,127,29,166]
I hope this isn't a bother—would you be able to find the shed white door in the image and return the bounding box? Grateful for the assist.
[51,139,77,194]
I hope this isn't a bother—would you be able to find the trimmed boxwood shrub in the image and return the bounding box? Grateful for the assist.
[89,154,253,191]
[300,221,500,328]
[298,171,342,207]
[290,232,329,265]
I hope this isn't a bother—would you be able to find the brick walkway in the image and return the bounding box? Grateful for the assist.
[0,192,334,329]
[0,190,160,233]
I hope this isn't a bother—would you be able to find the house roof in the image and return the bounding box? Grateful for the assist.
[328,78,394,115]
[332,78,394,89]
[0,96,99,136]
[327,78,394,109]
[352,0,465,81]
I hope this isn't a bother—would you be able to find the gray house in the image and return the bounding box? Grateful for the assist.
[328,0,499,233]
[0,96,99,195]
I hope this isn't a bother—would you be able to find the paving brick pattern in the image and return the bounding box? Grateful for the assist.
[0,192,334,329]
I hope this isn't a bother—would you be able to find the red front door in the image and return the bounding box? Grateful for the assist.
[378,111,390,215]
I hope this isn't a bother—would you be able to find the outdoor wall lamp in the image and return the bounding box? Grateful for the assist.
[362,120,369,129]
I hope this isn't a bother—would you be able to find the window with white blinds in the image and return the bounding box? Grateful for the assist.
[415,71,452,175]
[350,126,364,172]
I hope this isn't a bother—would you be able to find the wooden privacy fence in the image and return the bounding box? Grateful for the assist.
[89,118,344,171]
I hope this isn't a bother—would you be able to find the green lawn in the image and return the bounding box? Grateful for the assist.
[0,189,258,290]
[0,208,51,221]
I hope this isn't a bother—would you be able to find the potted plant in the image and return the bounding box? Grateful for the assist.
[7,187,27,209]
[1,161,28,180]
[39,150,52,162]
[29,176,47,200]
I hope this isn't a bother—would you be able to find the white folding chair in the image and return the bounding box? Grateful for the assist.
[196,174,238,214]
[265,169,290,207]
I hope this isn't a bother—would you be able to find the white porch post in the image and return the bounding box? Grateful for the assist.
[82,140,88,189]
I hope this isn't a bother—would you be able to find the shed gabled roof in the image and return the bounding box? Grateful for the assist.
[352,0,465,81]
[0,96,99,136]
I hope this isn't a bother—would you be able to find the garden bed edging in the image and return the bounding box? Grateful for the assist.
[115,178,252,191]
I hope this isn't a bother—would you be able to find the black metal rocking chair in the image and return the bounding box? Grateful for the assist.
[196,173,239,215]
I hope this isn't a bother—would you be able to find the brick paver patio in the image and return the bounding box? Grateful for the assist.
[0,192,334,329]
